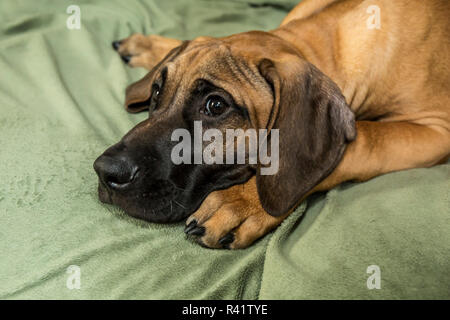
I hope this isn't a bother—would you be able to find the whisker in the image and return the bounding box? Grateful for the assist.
[173,185,187,192]
[173,199,187,209]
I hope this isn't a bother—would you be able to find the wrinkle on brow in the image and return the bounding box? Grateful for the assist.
[228,55,264,92]
[162,62,185,115]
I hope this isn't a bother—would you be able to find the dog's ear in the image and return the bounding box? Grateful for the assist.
[124,41,189,113]
[124,71,155,113]
[256,58,356,217]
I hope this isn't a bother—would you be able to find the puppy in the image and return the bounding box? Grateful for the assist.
[95,0,450,248]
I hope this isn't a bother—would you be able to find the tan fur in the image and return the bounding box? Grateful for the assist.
[116,0,450,249]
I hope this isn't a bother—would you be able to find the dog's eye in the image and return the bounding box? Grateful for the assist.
[204,96,228,116]
[152,83,160,98]
[150,83,161,109]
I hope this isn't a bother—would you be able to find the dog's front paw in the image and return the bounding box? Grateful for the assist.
[184,177,286,249]
[112,33,181,69]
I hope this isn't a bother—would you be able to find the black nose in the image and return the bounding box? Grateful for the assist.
[94,155,138,190]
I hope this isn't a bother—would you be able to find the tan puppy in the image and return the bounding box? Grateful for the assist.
[108,0,450,249]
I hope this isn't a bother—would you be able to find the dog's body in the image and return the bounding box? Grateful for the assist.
[276,0,450,198]
[95,0,450,249]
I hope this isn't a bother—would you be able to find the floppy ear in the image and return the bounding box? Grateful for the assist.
[124,41,189,113]
[124,71,155,113]
[257,58,356,217]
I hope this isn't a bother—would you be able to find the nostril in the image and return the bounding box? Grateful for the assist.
[104,168,139,189]
[105,173,127,186]
[93,155,139,190]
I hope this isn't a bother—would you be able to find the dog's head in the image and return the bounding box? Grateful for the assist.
[94,32,355,222]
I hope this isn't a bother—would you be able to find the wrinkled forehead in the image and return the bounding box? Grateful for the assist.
[145,35,282,129]
[162,31,295,88]
[167,39,273,122]
[169,40,262,85]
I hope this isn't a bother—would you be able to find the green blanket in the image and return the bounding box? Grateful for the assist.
[0,0,449,299]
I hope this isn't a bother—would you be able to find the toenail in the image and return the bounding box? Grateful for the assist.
[219,233,234,246]
[188,226,205,237]
[121,55,131,64]
[184,220,197,234]
[112,41,122,51]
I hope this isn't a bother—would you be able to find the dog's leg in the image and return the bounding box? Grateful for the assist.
[185,176,288,249]
[186,120,450,249]
[312,121,450,192]
[113,34,182,69]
